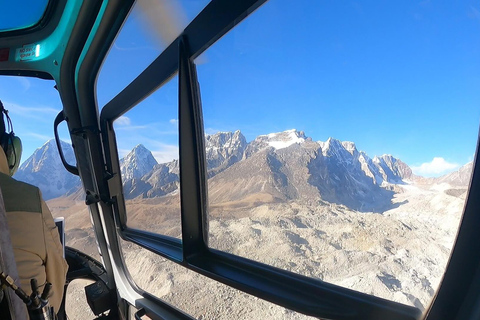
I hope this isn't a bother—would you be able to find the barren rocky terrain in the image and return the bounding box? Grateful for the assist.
[48,179,466,319]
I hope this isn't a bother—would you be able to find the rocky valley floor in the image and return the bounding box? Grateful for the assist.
[48,181,466,319]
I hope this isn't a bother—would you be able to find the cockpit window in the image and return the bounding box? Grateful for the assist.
[196,0,480,310]
[113,75,182,238]
[97,0,479,318]
[0,1,50,32]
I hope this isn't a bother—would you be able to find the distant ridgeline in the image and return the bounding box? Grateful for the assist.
[13,131,471,212]
[14,139,80,200]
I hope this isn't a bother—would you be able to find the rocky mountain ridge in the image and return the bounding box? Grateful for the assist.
[118,129,419,212]
[435,161,473,187]
[14,130,471,211]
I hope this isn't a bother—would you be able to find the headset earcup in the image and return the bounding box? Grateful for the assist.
[6,135,22,176]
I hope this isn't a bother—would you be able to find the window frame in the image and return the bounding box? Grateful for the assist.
[95,0,480,319]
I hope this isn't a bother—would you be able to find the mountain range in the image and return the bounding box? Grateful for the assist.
[14,139,80,200]
[13,129,471,212]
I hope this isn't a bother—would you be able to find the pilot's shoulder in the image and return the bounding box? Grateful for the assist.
[0,172,42,213]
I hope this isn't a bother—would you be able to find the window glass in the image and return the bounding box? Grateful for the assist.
[113,75,181,237]
[0,1,50,32]
[120,240,317,319]
[196,0,480,310]
[97,0,211,108]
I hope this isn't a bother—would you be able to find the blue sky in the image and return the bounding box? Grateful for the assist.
[0,1,50,32]
[1,0,480,177]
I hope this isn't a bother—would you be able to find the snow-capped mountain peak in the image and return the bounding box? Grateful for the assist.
[131,144,153,158]
[205,130,246,151]
[14,139,79,200]
[19,139,68,172]
[341,141,357,155]
[120,144,158,180]
[245,129,307,158]
[319,137,350,158]
[373,154,413,182]
[264,129,306,150]
[205,130,247,175]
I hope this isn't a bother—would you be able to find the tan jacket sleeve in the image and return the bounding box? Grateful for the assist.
[41,200,69,313]
[5,209,45,320]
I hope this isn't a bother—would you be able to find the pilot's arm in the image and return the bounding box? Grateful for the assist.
[41,199,68,313]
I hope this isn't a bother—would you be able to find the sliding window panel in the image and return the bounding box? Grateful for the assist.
[112,75,182,239]
[195,0,480,311]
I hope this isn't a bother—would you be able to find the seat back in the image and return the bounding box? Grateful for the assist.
[0,188,27,319]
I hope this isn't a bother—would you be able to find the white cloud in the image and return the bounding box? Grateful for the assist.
[115,125,148,131]
[411,157,460,177]
[469,6,480,21]
[15,77,31,92]
[3,102,59,121]
[169,119,178,125]
[24,132,52,141]
[152,144,179,164]
[114,116,131,126]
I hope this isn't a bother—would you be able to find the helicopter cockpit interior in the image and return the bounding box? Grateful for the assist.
[1,0,480,319]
